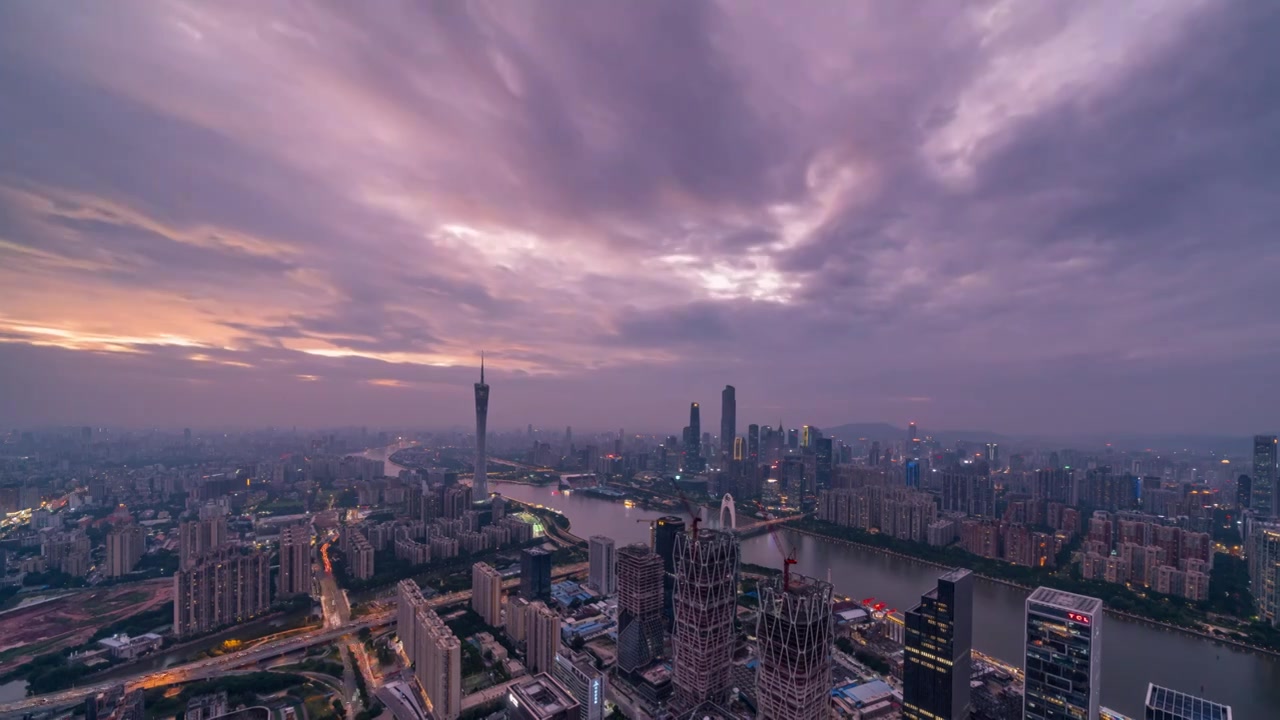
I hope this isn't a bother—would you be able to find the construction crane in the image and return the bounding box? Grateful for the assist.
[668,487,702,536]
[754,498,800,590]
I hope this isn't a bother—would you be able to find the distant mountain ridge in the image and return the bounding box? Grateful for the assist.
[823,422,1006,444]
[821,422,1253,454]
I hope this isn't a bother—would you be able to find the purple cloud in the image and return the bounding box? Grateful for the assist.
[0,0,1277,436]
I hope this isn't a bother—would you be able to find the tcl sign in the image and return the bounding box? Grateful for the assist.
[1068,612,1091,624]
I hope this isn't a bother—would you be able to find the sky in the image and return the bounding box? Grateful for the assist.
[0,1,1278,437]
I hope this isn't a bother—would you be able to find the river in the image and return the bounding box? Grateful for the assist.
[487,480,1278,719]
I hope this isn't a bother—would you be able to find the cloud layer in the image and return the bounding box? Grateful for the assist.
[1,0,1277,435]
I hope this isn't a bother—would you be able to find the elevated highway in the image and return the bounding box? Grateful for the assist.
[0,563,586,718]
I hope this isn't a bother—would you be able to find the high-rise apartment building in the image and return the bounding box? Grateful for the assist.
[179,512,228,570]
[755,572,834,720]
[720,386,736,464]
[615,543,665,672]
[398,580,462,720]
[1254,435,1278,517]
[526,601,562,675]
[347,529,374,580]
[506,596,531,643]
[277,523,312,597]
[553,650,607,720]
[522,547,552,601]
[43,530,91,577]
[903,569,973,720]
[472,562,503,627]
[1143,683,1232,720]
[1023,587,1103,720]
[474,355,490,500]
[1248,519,1280,627]
[105,525,145,578]
[173,549,271,638]
[672,529,740,710]
[588,536,616,596]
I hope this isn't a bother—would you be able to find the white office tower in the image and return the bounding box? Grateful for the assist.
[588,535,616,596]
[1023,587,1103,720]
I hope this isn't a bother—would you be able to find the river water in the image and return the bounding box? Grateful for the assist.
[486,480,1278,719]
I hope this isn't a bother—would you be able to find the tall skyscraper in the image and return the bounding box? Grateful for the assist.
[615,543,665,672]
[522,547,552,601]
[399,580,462,719]
[720,385,736,464]
[903,569,973,720]
[1238,474,1252,510]
[588,536,616,596]
[1248,519,1280,627]
[277,523,312,597]
[105,525,145,578]
[815,438,833,490]
[672,529,740,710]
[472,562,503,626]
[755,571,834,720]
[1023,587,1103,720]
[869,440,881,466]
[909,421,918,442]
[173,549,272,638]
[1143,683,1232,720]
[1253,435,1277,517]
[684,402,702,472]
[525,601,562,675]
[748,424,760,465]
[652,516,685,625]
[473,356,490,500]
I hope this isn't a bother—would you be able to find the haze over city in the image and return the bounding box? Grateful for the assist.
[2,1,1278,435]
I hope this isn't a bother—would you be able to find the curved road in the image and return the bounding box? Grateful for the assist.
[0,563,587,717]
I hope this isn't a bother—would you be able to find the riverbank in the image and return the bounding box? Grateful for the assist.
[785,525,1280,659]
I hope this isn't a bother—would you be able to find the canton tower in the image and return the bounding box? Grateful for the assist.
[474,354,489,499]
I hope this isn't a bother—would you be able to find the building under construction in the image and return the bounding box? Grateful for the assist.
[755,571,835,720]
[672,528,740,710]
[616,543,666,673]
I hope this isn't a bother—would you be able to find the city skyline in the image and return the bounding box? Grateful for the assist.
[2,2,1279,434]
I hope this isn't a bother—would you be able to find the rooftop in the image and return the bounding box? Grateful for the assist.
[508,673,578,719]
[1145,684,1232,720]
[1028,586,1103,615]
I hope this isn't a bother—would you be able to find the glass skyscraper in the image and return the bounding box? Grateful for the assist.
[1253,435,1278,517]
[1023,587,1103,720]
[903,569,973,720]
[521,547,552,601]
